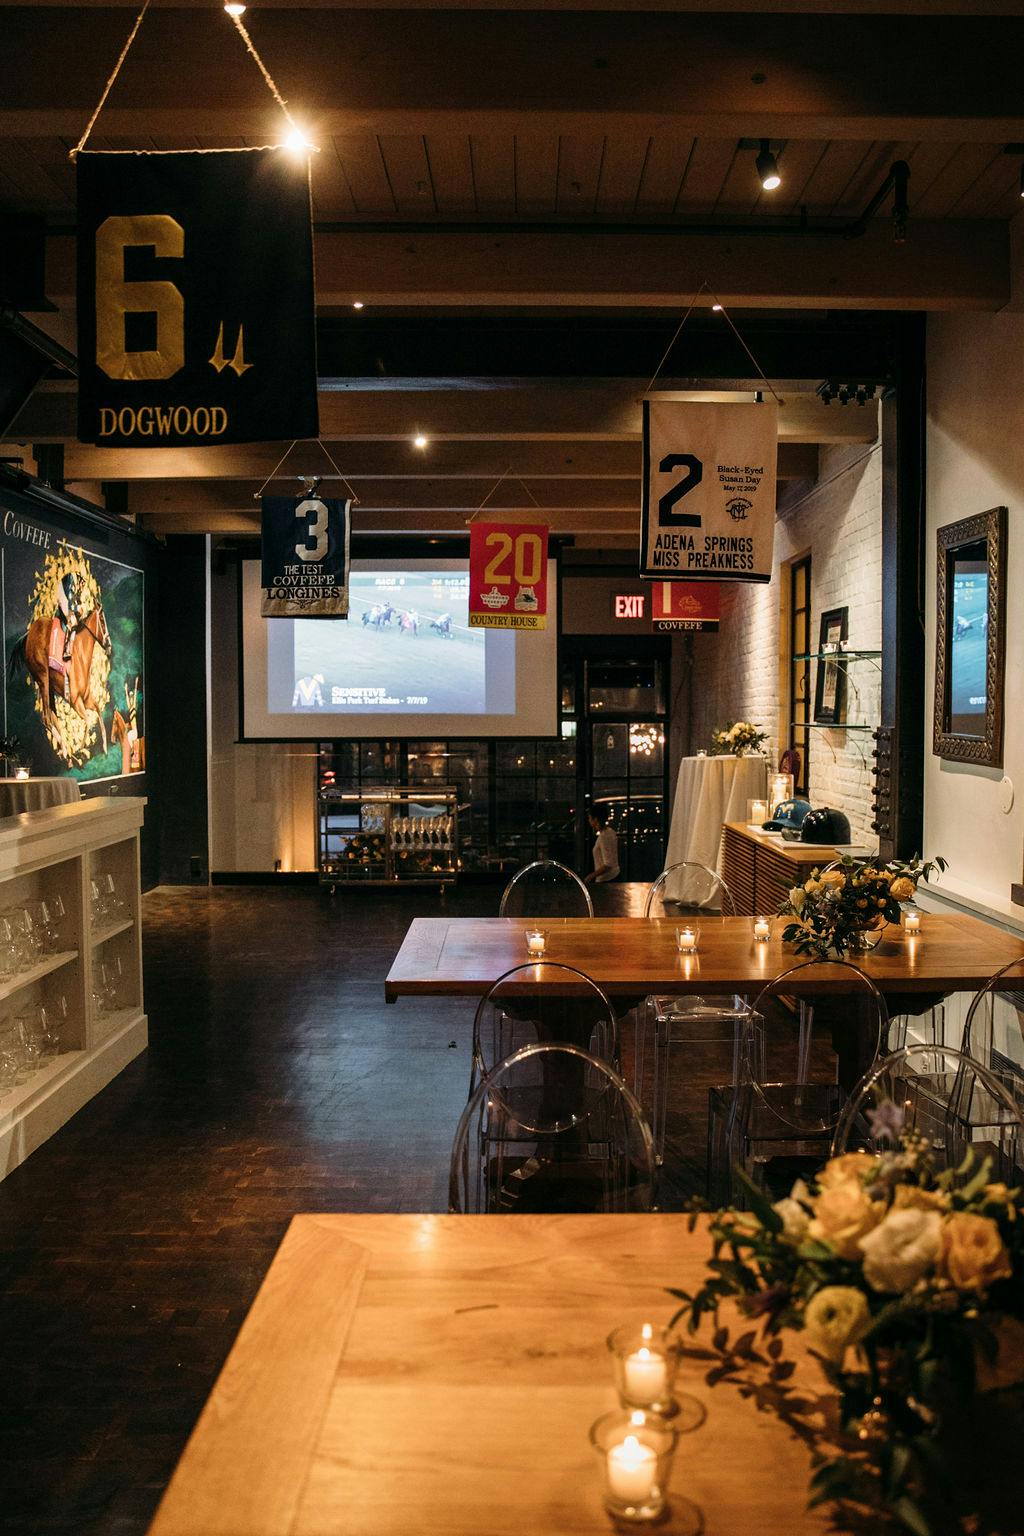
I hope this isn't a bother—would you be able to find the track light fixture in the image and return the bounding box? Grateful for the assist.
[817,381,879,408]
[755,139,781,192]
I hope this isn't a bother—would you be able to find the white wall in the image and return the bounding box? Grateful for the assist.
[208,562,317,873]
[925,214,1024,921]
[687,440,882,844]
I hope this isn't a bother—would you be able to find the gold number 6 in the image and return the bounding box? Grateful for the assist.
[95,214,186,381]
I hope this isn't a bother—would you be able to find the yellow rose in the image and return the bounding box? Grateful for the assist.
[893,1185,949,1213]
[820,869,846,888]
[889,876,915,901]
[817,1152,872,1190]
[982,1184,1018,1219]
[810,1178,883,1259]
[804,1285,871,1364]
[939,1212,1013,1293]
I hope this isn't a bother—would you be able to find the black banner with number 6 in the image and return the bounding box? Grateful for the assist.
[76,149,318,447]
[261,495,351,618]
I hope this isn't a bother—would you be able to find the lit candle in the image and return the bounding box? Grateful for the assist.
[770,773,793,808]
[623,1344,669,1406]
[753,916,771,942]
[525,929,546,957]
[904,910,921,935]
[676,926,698,954]
[607,1434,658,1506]
[14,767,29,781]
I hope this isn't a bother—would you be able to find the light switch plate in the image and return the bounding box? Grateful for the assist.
[1000,776,1014,814]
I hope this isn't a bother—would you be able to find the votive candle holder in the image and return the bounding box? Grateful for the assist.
[590,1408,678,1523]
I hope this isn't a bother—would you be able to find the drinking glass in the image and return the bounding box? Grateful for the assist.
[10,908,39,968]
[104,955,125,1009]
[0,1041,18,1092]
[100,873,126,920]
[13,1014,41,1079]
[34,1004,61,1060]
[28,899,58,955]
[0,917,19,981]
[90,877,107,926]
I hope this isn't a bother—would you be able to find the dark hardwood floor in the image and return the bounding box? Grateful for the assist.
[1,880,718,1536]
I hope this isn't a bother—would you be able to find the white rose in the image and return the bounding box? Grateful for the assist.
[773,1196,810,1243]
[788,887,806,914]
[858,1208,942,1294]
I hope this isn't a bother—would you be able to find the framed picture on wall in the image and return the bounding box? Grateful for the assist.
[933,506,1006,768]
[813,606,849,724]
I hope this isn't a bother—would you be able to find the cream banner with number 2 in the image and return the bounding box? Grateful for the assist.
[640,400,777,583]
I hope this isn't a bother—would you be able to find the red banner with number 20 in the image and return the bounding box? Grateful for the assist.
[468,521,549,629]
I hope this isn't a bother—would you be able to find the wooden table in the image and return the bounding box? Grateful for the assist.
[385,912,1024,1003]
[147,1213,835,1536]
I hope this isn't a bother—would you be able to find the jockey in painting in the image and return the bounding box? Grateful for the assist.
[53,571,87,699]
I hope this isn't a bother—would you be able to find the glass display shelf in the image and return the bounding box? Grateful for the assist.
[792,649,882,663]
[791,721,875,732]
[317,785,459,889]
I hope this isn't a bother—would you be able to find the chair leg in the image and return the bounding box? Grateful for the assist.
[652,1015,671,1168]
[633,1002,648,1101]
[797,1001,813,1084]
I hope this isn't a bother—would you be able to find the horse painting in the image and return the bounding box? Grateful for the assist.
[9,602,112,764]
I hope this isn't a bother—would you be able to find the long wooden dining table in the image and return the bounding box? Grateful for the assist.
[147,1213,836,1536]
[385,911,1024,1003]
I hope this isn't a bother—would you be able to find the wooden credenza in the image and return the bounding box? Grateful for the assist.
[721,821,876,915]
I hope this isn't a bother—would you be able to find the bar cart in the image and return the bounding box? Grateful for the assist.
[317,786,459,890]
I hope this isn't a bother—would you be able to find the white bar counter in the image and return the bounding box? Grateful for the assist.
[0,796,147,1179]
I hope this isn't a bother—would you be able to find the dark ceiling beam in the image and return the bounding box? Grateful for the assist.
[7,386,877,444]
[57,440,818,482]
[44,220,1009,313]
[3,10,1024,139]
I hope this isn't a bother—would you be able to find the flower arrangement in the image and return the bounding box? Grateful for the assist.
[671,1120,1024,1535]
[709,720,768,757]
[779,854,946,960]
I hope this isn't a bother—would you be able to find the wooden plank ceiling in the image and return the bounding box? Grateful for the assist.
[2,133,1022,225]
[0,2,1020,537]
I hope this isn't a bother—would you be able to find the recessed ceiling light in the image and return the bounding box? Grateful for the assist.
[712,303,723,312]
[224,2,246,15]
[352,300,364,310]
[413,434,428,450]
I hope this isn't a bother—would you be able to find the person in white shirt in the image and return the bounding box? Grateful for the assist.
[585,802,620,885]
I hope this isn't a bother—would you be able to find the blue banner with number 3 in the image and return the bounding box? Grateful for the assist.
[261,495,351,618]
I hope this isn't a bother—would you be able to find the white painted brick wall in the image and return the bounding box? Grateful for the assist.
[686,440,882,845]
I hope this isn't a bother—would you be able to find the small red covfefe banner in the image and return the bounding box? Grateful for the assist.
[469,521,549,629]
[650,581,720,632]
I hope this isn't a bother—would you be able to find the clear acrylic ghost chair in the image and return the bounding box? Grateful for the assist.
[832,1043,1024,1184]
[449,1042,656,1214]
[707,959,888,1205]
[499,860,594,919]
[469,961,619,1098]
[898,957,1024,1131]
[644,861,736,917]
[639,863,748,1165]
